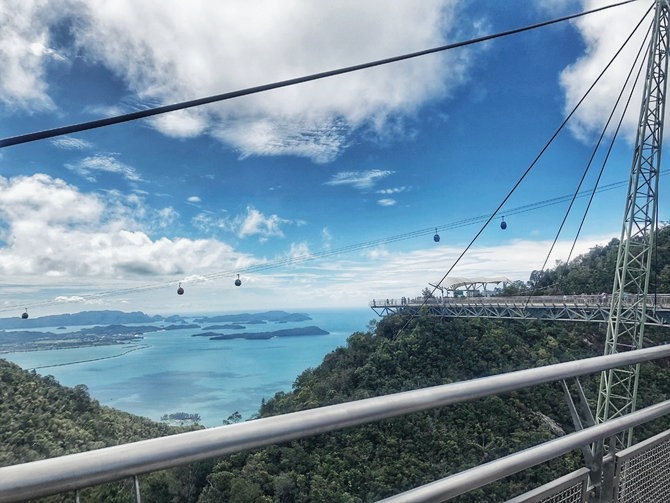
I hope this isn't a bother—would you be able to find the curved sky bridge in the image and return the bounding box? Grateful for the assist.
[369,293,670,327]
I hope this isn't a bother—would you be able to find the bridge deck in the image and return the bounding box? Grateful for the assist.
[370,294,670,327]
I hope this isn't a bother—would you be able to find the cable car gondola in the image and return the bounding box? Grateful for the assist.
[235,274,242,287]
[433,228,440,242]
[500,217,507,230]
[21,309,28,320]
[177,282,184,295]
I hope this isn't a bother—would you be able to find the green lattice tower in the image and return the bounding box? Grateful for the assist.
[595,0,670,450]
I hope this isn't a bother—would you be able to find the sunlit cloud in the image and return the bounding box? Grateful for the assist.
[0,174,251,281]
[559,0,649,143]
[1,0,475,162]
[0,0,62,110]
[237,206,289,240]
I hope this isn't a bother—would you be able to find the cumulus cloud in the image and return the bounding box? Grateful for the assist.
[325,169,393,189]
[0,0,66,110]
[0,174,252,280]
[559,1,651,142]
[66,154,142,182]
[2,0,475,162]
[237,206,289,240]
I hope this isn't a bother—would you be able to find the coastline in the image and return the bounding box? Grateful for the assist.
[1,307,375,427]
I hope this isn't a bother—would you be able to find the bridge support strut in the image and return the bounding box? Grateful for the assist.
[596,0,670,452]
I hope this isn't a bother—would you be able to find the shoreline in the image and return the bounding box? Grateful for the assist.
[26,344,151,370]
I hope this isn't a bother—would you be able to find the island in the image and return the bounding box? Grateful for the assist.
[207,326,329,340]
[0,310,316,351]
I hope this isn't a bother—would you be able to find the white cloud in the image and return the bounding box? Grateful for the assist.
[559,0,651,143]
[187,196,201,203]
[378,186,408,195]
[288,242,311,261]
[0,174,253,281]
[377,198,397,207]
[0,174,618,313]
[192,212,231,234]
[2,0,474,162]
[0,0,66,110]
[326,169,393,189]
[154,207,179,229]
[51,137,93,150]
[193,206,293,240]
[237,206,289,240]
[322,227,332,250]
[66,154,142,182]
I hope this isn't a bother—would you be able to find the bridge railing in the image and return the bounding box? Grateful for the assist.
[2,345,670,502]
[370,293,670,309]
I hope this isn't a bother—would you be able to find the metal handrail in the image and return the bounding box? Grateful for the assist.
[380,400,670,502]
[2,345,670,502]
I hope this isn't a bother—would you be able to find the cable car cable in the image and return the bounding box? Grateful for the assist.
[0,173,655,315]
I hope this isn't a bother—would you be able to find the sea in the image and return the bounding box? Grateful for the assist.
[1,308,376,427]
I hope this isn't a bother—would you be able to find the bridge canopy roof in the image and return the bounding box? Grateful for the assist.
[430,276,512,291]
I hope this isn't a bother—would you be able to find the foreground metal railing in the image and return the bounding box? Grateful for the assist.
[2,345,670,502]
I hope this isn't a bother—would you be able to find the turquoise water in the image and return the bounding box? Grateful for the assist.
[1,308,376,427]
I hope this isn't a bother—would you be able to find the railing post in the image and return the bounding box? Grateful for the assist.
[133,475,141,503]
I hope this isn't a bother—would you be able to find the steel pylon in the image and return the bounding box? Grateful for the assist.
[595,0,670,450]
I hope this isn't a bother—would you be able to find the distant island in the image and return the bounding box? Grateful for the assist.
[0,310,316,352]
[206,326,329,340]
[193,311,311,324]
[202,324,246,330]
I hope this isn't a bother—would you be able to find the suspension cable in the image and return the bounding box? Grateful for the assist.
[392,1,653,334]
[526,10,652,300]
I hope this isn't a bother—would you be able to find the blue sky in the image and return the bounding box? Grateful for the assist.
[0,0,663,315]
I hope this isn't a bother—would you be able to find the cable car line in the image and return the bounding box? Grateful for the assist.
[0,0,638,150]
[0,171,646,316]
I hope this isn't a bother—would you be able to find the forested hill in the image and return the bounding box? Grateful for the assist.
[502,224,670,296]
[0,359,212,501]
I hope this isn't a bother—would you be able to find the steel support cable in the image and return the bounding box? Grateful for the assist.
[0,1,640,149]
[565,27,651,266]
[525,14,652,304]
[393,3,655,335]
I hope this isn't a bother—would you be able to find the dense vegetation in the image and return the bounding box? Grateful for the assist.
[0,360,212,502]
[502,224,670,296]
[2,228,670,501]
